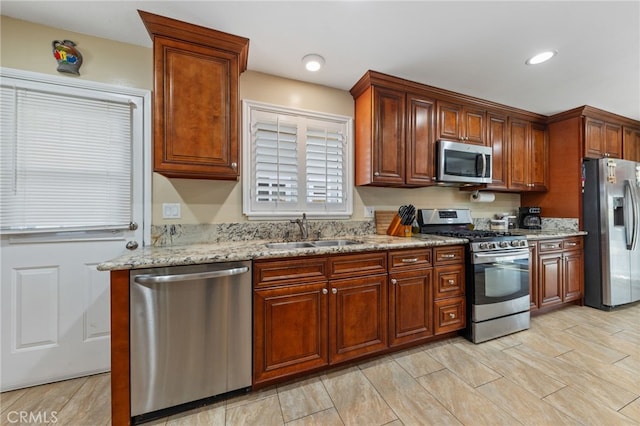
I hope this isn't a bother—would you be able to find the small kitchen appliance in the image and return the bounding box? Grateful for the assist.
[518,207,542,229]
[417,209,530,343]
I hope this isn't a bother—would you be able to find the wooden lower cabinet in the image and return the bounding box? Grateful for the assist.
[329,274,388,363]
[531,236,584,312]
[253,282,328,384]
[253,246,466,387]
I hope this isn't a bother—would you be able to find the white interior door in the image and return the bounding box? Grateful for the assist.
[0,68,150,391]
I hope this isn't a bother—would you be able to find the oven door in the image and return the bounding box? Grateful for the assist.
[471,248,530,320]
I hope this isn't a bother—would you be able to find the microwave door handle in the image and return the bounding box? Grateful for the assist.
[481,154,487,178]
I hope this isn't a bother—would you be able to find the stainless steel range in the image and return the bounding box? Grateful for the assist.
[417,208,530,343]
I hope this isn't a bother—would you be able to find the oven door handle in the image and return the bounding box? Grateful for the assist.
[472,249,529,264]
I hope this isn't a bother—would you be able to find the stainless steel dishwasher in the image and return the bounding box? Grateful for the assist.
[129,261,252,421]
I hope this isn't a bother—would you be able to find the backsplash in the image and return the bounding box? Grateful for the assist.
[473,217,579,231]
[151,220,375,246]
[152,217,579,246]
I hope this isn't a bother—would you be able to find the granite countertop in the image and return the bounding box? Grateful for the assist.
[97,234,467,271]
[97,229,588,271]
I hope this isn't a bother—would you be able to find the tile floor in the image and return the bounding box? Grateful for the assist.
[1,303,639,425]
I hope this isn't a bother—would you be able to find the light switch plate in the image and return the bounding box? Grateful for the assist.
[364,206,375,218]
[162,203,181,219]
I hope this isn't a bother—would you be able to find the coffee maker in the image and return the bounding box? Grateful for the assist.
[518,207,542,229]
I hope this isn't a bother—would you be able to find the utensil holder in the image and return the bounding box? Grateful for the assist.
[386,214,402,236]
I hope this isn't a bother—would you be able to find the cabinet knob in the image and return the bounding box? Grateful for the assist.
[449,313,456,319]
[231,162,238,169]
[332,288,337,294]
[374,172,380,176]
[322,288,328,295]
[391,278,397,285]
[448,279,455,285]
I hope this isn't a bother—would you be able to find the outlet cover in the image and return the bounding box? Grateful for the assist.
[364,206,375,218]
[162,203,181,219]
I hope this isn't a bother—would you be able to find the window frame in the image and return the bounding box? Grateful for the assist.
[242,99,353,220]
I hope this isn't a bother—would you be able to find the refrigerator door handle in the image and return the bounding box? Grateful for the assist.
[624,180,638,250]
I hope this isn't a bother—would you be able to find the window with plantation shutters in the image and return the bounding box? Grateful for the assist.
[1,76,136,234]
[243,100,353,219]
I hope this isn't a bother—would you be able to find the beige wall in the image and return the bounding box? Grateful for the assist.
[2,16,520,225]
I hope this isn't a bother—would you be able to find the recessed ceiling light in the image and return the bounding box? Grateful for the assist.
[525,50,557,65]
[302,54,325,72]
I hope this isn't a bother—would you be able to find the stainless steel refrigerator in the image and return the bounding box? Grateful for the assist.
[583,158,640,310]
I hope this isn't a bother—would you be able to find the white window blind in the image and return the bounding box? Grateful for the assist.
[1,80,133,234]
[243,100,353,219]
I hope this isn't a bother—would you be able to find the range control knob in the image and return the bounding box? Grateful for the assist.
[499,241,509,248]
[489,243,497,249]
[479,242,489,250]
[511,240,521,247]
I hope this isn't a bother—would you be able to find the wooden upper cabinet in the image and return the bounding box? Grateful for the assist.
[507,119,548,191]
[624,126,640,161]
[405,94,436,185]
[486,112,508,190]
[584,117,622,159]
[139,10,249,180]
[436,101,487,145]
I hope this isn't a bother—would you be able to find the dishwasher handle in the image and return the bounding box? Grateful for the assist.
[134,266,249,284]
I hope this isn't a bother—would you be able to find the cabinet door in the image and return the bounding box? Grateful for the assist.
[462,106,487,145]
[329,275,388,364]
[253,282,328,385]
[153,37,240,179]
[563,250,584,302]
[405,94,436,185]
[487,112,508,189]
[528,242,539,310]
[584,117,605,158]
[529,123,548,191]
[372,87,406,184]
[623,126,640,161]
[508,119,530,190]
[437,101,462,141]
[389,269,433,346]
[604,122,623,159]
[538,253,563,308]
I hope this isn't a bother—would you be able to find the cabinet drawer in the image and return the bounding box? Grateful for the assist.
[538,239,563,252]
[434,297,466,334]
[389,248,432,270]
[328,252,387,279]
[434,265,464,299]
[254,257,327,288]
[562,237,583,251]
[434,246,464,265]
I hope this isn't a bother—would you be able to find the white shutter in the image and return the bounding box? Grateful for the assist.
[1,80,133,233]
[243,100,353,219]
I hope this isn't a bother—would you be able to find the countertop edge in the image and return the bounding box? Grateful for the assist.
[98,230,587,271]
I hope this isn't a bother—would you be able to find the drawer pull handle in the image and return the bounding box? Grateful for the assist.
[391,278,397,285]
[401,258,419,263]
[566,242,576,247]
[322,288,328,295]
[441,254,456,259]
[449,313,456,319]
[448,279,455,285]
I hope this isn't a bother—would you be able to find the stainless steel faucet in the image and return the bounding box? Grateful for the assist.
[291,213,309,240]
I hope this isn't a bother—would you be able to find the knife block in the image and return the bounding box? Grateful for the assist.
[386,215,412,237]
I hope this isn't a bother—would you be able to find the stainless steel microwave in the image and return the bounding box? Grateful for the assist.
[436,140,492,184]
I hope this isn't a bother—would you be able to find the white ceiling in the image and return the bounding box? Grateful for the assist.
[3,1,639,120]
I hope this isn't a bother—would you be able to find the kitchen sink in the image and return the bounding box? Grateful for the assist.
[265,239,362,249]
[265,242,315,249]
[310,239,362,247]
